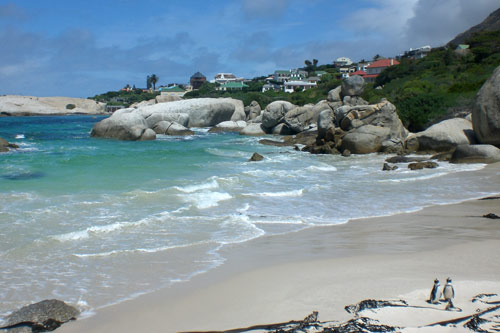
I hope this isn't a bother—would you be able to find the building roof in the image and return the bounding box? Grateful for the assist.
[315,71,328,75]
[220,81,249,89]
[275,70,290,75]
[351,70,367,76]
[284,81,317,86]
[366,59,400,68]
[457,44,470,50]
[161,85,185,92]
[191,72,206,79]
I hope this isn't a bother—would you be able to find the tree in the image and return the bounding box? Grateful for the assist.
[150,74,159,90]
[312,59,318,69]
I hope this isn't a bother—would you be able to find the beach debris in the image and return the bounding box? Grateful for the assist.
[326,317,397,333]
[427,304,500,330]
[0,299,79,332]
[428,278,442,304]
[249,152,264,162]
[345,299,408,315]
[483,213,500,219]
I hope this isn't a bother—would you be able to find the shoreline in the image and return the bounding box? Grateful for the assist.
[60,162,500,332]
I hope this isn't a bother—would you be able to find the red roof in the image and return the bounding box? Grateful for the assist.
[366,59,400,68]
[363,74,378,78]
[351,70,366,76]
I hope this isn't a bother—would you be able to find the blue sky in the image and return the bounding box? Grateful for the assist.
[0,0,498,98]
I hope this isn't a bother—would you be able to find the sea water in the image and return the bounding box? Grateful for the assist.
[0,115,498,318]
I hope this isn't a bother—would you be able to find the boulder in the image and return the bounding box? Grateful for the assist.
[249,152,264,162]
[341,75,366,97]
[131,99,156,108]
[343,96,369,106]
[240,123,267,136]
[284,106,316,133]
[450,144,500,164]
[0,137,9,153]
[382,163,398,171]
[139,128,156,141]
[317,109,335,140]
[144,112,189,128]
[271,123,294,135]
[358,101,408,140]
[246,101,262,121]
[341,125,391,154]
[155,95,181,103]
[327,86,342,102]
[472,65,500,146]
[262,101,295,129]
[414,118,476,152]
[408,161,439,170]
[249,114,263,123]
[208,121,247,133]
[381,139,404,154]
[2,299,79,332]
[228,99,246,122]
[153,121,194,135]
[91,112,150,141]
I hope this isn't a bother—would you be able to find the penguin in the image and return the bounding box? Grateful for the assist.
[443,277,455,301]
[429,278,441,304]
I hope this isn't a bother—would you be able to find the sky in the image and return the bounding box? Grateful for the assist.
[0,0,498,98]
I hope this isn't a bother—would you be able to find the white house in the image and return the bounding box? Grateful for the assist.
[334,57,353,67]
[213,73,244,84]
[283,81,317,93]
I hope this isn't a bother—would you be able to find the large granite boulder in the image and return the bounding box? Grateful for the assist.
[240,123,267,136]
[208,120,247,133]
[155,94,181,103]
[472,65,500,146]
[143,112,189,128]
[318,109,335,139]
[327,86,342,102]
[0,95,106,116]
[450,144,500,164]
[411,118,476,152]
[261,101,295,129]
[2,299,79,332]
[153,121,194,135]
[91,112,154,141]
[131,99,156,108]
[284,106,316,133]
[341,125,391,154]
[271,123,294,135]
[341,75,366,97]
[245,101,261,121]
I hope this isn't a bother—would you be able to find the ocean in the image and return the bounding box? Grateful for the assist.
[0,115,497,319]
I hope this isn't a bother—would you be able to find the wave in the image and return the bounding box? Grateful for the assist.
[173,179,219,193]
[305,165,338,172]
[243,189,304,198]
[15,134,25,139]
[179,191,233,209]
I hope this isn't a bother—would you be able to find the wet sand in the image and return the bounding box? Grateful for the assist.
[61,163,500,332]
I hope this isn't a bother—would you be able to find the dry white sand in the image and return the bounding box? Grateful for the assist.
[60,163,500,332]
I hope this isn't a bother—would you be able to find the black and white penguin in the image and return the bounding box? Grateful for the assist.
[443,277,455,301]
[429,278,441,304]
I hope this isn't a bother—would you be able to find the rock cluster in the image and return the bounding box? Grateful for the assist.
[0,137,19,153]
[0,95,106,116]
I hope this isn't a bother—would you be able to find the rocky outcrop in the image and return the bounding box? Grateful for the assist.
[270,123,294,135]
[0,95,106,116]
[341,75,366,97]
[1,137,19,153]
[1,299,79,332]
[261,101,295,129]
[408,118,476,152]
[408,161,439,170]
[317,109,335,140]
[472,64,500,146]
[284,106,316,133]
[327,86,342,102]
[153,121,194,136]
[248,152,264,161]
[450,144,500,164]
[155,94,181,103]
[91,98,243,140]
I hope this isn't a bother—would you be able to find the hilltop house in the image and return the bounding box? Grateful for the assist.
[262,83,281,93]
[401,45,431,59]
[274,70,291,83]
[334,57,353,67]
[364,58,400,83]
[217,81,249,91]
[213,73,244,84]
[284,80,317,93]
[159,85,185,97]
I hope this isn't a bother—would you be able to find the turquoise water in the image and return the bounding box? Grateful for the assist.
[0,115,498,318]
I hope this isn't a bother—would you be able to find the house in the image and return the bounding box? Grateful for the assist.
[262,83,281,93]
[350,70,367,78]
[402,45,432,59]
[364,58,400,83]
[334,57,353,67]
[190,72,207,90]
[290,69,308,80]
[283,80,317,93]
[159,85,185,97]
[274,70,291,83]
[306,76,321,83]
[455,44,471,56]
[339,66,356,78]
[357,62,371,72]
[213,73,244,84]
[217,81,249,91]
[315,70,328,77]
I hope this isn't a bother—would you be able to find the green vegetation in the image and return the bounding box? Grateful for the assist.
[363,30,500,131]
[90,88,159,107]
[65,104,76,110]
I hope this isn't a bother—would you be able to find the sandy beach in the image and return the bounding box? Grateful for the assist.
[59,163,500,332]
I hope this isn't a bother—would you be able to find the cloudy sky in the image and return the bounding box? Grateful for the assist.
[0,0,498,98]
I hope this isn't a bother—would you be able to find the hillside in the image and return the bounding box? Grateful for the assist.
[448,7,500,46]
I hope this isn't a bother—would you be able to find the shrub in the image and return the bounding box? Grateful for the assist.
[66,104,76,110]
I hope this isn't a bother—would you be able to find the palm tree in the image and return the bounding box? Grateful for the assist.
[150,74,159,90]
